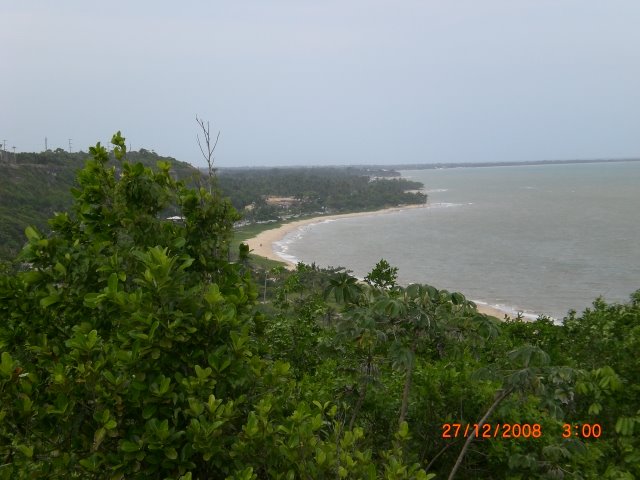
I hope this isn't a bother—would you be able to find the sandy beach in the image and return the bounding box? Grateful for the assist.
[243,204,512,320]
[245,204,426,269]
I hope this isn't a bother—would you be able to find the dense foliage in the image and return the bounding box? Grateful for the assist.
[218,167,426,222]
[0,149,197,260]
[1,134,638,479]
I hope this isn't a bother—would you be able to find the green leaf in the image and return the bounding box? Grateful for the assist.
[93,409,110,424]
[245,412,259,437]
[17,444,34,458]
[40,293,61,308]
[173,237,186,248]
[93,427,106,451]
[616,417,635,436]
[108,273,118,293]
[21,270,43,284]
[194,364,212,380]
[164,447,178,460]
[54,262,67,276]
[20,395,33,413]
[149,374,171,396]
[451,292,466,305]
[86,330,99,349]
[79,455,102,471]
[83,293,102,308]
[102,370,117,385]
[0,352,16,377]
[149,321,160,339]
[188,397,204,416]
[179,257,194,271]
[143,404,157,419]
[204,284,224,305]
[397,421,409,440]
[588,402,602,415]
[120,440,141,453]
[25,226,40,241]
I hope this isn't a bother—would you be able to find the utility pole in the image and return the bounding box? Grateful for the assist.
[68,138,72,153]
[45,137,48,151]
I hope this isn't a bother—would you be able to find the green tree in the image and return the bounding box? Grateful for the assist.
[364,259,398,289]
[0,133,255,478]
[324,271,363,305]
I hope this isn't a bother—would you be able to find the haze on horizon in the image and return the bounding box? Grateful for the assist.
[2,1,640,168]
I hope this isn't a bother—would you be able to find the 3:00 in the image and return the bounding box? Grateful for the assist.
[562,423,602,438]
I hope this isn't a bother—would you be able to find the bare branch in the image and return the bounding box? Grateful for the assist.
[195,115,220,194]
[448,387,514,480]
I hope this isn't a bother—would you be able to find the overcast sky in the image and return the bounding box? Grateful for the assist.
[2,1,640,168]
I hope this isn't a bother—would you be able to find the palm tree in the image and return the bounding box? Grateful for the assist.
[324,271,362,305]
[337,295,388,430]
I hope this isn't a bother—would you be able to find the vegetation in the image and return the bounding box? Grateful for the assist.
[0,134,638,478]
[218,167,426,222]
[0,148,198,260]
[0,152,425,261]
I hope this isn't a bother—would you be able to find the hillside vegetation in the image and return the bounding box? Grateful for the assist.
[0,150,424,260]
[0,148,197,260]
[0,134,638,478]
[218,167,426,222]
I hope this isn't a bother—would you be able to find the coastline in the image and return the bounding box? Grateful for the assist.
[243,204,514,320]
[245,204,426,268]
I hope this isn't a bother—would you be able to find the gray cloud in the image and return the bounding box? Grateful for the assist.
[2,0,640,167]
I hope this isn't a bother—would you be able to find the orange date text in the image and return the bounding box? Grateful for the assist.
[442,423,542,439]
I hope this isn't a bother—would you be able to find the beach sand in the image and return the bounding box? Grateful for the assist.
[244,204,513,320]
[474,303,513,320]
[245,204,426,268]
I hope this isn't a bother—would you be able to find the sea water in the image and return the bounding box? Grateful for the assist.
[277,161,640,320]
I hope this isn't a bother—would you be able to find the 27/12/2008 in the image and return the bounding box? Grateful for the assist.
[442,423,542,439]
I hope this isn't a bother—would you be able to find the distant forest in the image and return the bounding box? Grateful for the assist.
[0,150,425,259]
[218,167,425,223]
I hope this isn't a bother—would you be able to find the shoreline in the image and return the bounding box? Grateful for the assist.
[245,204,426,269]
[243,204,516,320]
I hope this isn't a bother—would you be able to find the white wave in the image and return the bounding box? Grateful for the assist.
[425,188,449,193]
[473,300,555,323]
[429,202,462,208]
[275,250,301,264]
[273,238,302,264]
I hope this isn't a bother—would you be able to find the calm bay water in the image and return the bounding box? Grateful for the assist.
[277,161,640,320]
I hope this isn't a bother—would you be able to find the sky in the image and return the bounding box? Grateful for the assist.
[2,0,640,168]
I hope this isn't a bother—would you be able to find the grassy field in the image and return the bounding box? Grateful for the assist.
[231,221,287,270]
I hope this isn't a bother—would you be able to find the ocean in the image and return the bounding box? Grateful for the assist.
[275,161,640,320]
